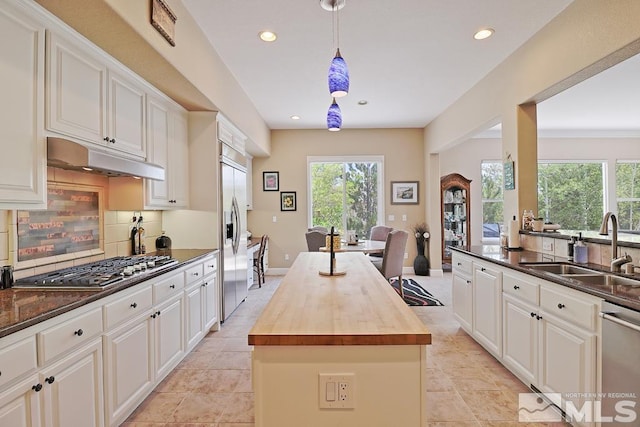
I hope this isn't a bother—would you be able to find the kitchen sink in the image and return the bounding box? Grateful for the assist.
[564,274,640,288]
[520,263,598,275]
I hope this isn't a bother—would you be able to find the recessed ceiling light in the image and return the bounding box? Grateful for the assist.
[474,28,494,40]
[290,115,300,120]
[358,100,368,105]
[258,31,277,42]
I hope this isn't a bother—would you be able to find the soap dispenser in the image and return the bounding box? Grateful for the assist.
[574,232,588,263]
[567,236,576,261]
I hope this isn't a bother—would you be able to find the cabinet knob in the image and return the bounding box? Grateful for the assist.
[457,262,462,266]
[513,285,520,290]
[130,302,138,308]
[530,312,536,318]
[192,272,199,276]
[110,138,115,143]
[536,315,543,320]
[156,310,161,316]
[170,284,175,289]
[74,329,83,336]
[557,303,565,309]
[466,280,471,284]
[481,267,486,272]
[32,383,43,392]
[103,137,109,142]
[208,264,215,268]
[45,376,55,384]
[151,313,157,319]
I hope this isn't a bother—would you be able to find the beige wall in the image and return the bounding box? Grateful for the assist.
[425,0,640,251]
[249,129,425,269]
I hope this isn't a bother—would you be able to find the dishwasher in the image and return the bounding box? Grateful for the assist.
[599,301,640,426]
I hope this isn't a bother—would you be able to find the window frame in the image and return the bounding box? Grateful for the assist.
[307,155,385,232]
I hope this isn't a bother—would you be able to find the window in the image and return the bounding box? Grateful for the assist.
[537,161,605,230]
[616,161,640,231]
[308,156,384,239]
[481,161,503,239]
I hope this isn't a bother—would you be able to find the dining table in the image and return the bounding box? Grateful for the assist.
[318,239,385,254]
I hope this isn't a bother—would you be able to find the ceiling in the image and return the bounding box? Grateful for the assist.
[181,0,576,131]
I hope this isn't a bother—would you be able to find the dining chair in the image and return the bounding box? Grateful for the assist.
[305,230,327,252]
[371,230,409,298]
[253,235,269,288]
[369,225,393,258]
[308,226,329,234]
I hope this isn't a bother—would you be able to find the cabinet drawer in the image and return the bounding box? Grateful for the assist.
[185,263,204,285]
[104,285,153,330]
[503,272,539,305]
[452,253,472,276]
[0,336,37,388]
[203,256,217,277]
[38,307,103,364]
[154,272,185,303]
[540,285,598,330]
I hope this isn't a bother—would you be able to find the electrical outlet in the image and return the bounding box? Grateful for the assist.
[404,252,408,259]
[272,215,277,223]
[402,214,407,222]
[319,373,355,409]
[284,254,289,261]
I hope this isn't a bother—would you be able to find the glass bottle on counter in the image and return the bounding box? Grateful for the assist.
[522,209,534,230]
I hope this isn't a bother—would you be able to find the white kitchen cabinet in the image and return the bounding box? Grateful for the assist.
[40,338,104,427]
[47,30,146,159]
[217,113,246,154]
[154,295,184,381]
[0,1,47,209]
[145,96,189,209]
[472,261,503,357]
[502,293,538,385]
[0,373,42,427]
[185,256,218,350]
[451,252,473,332]
[103,310,154,427]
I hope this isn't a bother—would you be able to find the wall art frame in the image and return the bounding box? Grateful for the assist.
[391,181,419,204]
[280,191,297,211]
[263,171,279,191]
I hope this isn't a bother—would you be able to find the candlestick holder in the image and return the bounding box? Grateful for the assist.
[319,226,346,276]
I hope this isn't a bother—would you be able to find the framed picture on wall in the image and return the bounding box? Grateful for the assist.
[390,181,419,204]
[263,171,279,191]
[280,191,296,211]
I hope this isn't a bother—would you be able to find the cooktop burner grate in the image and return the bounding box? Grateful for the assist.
[13,255,178,289]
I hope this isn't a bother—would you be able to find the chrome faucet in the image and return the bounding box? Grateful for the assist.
[599,212,632,272]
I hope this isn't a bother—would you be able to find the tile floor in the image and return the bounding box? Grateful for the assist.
[122,273,570,427]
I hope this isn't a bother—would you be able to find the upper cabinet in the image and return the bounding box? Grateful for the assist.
[46,31,146,159]
[145,96,189,209]
[217,114,246,155]
[0,1,47,209]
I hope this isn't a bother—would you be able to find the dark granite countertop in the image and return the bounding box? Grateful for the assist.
[0,249,217,338]
[452,245,640,312]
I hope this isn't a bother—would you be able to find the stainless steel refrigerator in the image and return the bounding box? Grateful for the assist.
[220,142,248,321]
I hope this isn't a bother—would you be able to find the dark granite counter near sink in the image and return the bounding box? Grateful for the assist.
[453,245,640,312]
[0,249,217,338]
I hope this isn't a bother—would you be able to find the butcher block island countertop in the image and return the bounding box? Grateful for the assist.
[249,252,431,346]
[249,252,431,427]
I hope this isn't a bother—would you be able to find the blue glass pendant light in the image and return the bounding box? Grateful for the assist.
[328,49,349,98]
[327,98,342,131]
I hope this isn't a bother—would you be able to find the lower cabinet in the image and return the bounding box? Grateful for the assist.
[0,252,219,427]
[0,338,103,427]
[40,338,104,427]
[452,252,600,427]
[103,311,154,427]
[472,261,502,357]
[0,373,41,427]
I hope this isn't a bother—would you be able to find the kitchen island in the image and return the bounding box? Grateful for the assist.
[249,252,431,427]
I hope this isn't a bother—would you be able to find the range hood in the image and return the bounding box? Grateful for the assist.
[47,137,165,181]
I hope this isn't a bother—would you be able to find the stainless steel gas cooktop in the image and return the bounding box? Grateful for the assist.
[13,255,178,289]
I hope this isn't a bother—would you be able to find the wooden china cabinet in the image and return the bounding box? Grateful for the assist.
[441,173,471,271]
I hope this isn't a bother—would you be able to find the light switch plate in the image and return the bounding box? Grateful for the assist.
[319,373,355,409]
